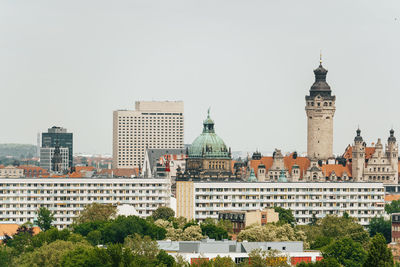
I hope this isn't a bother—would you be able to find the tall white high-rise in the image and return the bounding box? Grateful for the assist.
[113,101,184,169]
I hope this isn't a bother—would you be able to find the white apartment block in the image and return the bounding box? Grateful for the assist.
[113,101,184,169]
[40,147,69,171]
[176,181,385,226]
[0,178,171,229]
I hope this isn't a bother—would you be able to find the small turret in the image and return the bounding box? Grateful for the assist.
[354,128,363,143]
[388,129,396,143]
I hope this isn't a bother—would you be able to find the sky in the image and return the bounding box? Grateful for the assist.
[1,1,400,155]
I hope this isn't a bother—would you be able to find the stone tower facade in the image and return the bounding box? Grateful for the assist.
[305,62,336,160]
[352,129,365,181]
[387,129,398,172]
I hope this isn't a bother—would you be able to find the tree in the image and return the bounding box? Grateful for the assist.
[385,200,400,214]
[322,237,367,267]
[124,234,159,259]
[0,246,12,267]
[74,203,117,224]
[237,224,307,245]
[217,219,233,234]
[368,217,392,243]
[156,250,175,267]
[200,223,228,240]
[5,224,36,255]
[274,207,296,225]
[171,216,187,229]
[244,249,290,267]
[363,233,394,267]
[181,225,204,241]
[61,246,112,267]
[86,230,102,246]
[31,228,73,248]
[36,207,54,231]
[309,214,318,226]
[297,258,340,267]
[307,215,370,249]
[14,240,91,267]
[152,206,175,221]
[210,255,235,267]
[101,215,166,243]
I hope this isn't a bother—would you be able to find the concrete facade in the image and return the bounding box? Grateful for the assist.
[0,178,171,228]
[176,180,385,225]
[113,101,184,169]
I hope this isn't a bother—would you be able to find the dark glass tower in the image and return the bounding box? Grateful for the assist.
[42,126,73,168]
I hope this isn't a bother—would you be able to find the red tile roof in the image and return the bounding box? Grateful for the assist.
[98,168,139,177]
[0,224,40,239]
[342,145,376,160]
[321,163,352,177]
[250,155,310,179]
[18,165,49,177]
[385,195,400,202]
[75,166,95,172]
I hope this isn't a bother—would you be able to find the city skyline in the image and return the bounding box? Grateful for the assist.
[1,1,400,155]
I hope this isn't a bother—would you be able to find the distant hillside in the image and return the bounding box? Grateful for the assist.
[0,144,37,159]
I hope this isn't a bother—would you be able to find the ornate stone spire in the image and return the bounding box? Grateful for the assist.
[354,128,363,142]
[388,129,396,143]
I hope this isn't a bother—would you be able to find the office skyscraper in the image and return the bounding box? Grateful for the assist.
[41,126,73,169]
[113,101,184,169]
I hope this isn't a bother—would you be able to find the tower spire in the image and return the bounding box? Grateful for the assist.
[320,50,322,65]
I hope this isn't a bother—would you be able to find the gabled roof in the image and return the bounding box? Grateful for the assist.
[321,163,352,178]
[342,145,376,160]
[249,154,310,179]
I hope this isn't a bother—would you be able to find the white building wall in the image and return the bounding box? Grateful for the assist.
[191,182,385,226]
[113,101,184,169]
[0,178,171,229]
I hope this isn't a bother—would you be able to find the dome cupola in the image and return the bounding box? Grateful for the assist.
[188,110,230,159]
[310,62,331,95]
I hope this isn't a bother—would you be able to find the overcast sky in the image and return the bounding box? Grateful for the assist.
[1,1,399,155]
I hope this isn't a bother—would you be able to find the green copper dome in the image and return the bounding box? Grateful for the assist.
[188,110,230,159]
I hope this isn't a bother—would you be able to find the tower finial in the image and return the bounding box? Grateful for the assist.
[319,50,322,65]
[207,107,210,118]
